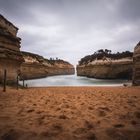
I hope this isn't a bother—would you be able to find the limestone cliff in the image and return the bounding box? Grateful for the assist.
[77,50,133,79]
[0,14,24,84]
[20,51,75,80]
[133,42,140,86]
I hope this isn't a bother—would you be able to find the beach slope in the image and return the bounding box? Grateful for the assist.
[0,87,140,140]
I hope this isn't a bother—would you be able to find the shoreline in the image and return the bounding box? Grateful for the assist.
[18,74,132,87]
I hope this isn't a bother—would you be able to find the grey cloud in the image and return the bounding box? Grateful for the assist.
[0,0,140,65]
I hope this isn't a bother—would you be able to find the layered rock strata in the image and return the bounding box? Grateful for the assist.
[0,14,24,83]
[133,42,140,86]
[77,51,133,79]
[77,59,133,79]
[20,51,75,80]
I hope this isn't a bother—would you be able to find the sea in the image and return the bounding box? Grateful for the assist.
[19,74,131,87]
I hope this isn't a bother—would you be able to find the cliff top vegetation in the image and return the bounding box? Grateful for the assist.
[22,51,72,66]
[78,49,133,65]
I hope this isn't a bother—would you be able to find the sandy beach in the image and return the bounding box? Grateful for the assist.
[0,86,140,140]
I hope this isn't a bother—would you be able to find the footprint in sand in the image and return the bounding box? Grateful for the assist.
[59,114,68,119]
[17,107,24,115]
[73,128,96,140]
[106,128,140,140]
[97,106,110,117]
[86,132,97,140]
[134,111,140,119]
[84,121,94,130]
[40,123,63,137]
[98,107,110,112]
[36,111,44,114]
[98,110,106,117]
[1,129,37,140]
[73,127,87,135]
[33,103,37,106]
[119,112,132,120]
[36,115,46,125]
[131,120,137,125]
[88,106,94,110]
[26,108,35,113]
[127,99,136,107]
[73,120,95,135]
[106,128,126,140]
[55,107,61,111]
[113,124,125,128]
[45,99,50,104]
[81,103,85,105]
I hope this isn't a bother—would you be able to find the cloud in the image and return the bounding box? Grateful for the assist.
[0,0,140,65]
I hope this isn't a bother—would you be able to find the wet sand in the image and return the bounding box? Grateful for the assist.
[0,86,140,140]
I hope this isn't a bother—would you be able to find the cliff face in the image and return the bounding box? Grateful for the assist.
[0,14,24,84]
[133,42,140,85]
[77,58,133,79]
[77,51,133,79]
[20,51,75,80]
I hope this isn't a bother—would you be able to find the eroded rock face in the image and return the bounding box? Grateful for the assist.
[77,57,133,79]
[20,51,75,80]
[133,42,140,86]
[0,14,24,83]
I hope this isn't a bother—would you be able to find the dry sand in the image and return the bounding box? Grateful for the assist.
[0,86,140,140]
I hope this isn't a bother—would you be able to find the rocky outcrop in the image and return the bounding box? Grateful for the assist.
[0,14,24,84]
[133,42,140,86]
[77,50,133,79]
[20,51,75,80]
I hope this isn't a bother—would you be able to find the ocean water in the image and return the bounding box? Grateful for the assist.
[19,75,131,87]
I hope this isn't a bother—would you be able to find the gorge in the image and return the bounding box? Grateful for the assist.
[0,14,140,86]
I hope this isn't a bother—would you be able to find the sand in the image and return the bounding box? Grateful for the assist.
[0,86,140,140]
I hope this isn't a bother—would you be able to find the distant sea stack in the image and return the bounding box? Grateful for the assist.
[77,49,133,79]
[133,42,140,86]
[0,14,24,84]
[20,51,75,80]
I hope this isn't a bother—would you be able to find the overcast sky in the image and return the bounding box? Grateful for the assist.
[0,0,140,65]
